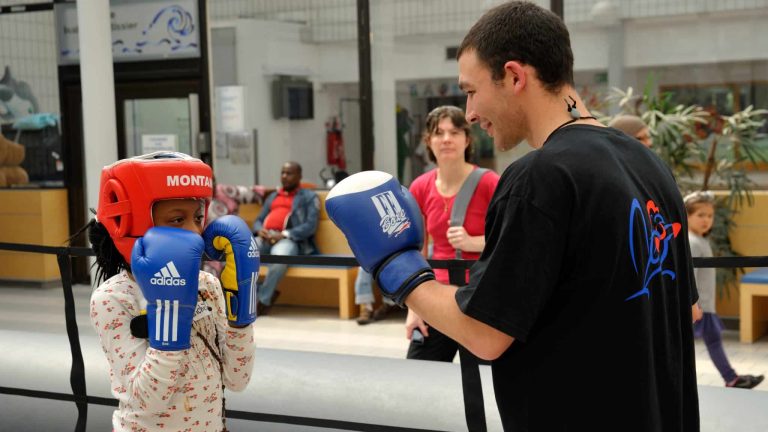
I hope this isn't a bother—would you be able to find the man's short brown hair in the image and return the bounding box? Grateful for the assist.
[457,1,574,93]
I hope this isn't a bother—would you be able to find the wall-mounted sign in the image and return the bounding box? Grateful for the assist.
[215,86,245,133]
[55,0,200,65]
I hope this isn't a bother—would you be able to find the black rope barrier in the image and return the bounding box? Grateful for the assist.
[5,242,765,269]
[692,256,768,268]
[0,386,117,407]
[0,386,442,432]
[0,241,766,432]
[0,385,444,432]
[57,252,88,432]
[224,410,446,432]
[0,243,479,268]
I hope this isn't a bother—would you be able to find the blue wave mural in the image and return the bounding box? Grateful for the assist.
[61,4,198,59]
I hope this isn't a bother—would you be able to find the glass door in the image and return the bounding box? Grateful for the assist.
[123,94,199,157]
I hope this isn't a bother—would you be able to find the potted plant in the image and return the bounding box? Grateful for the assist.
[600,85,768,299]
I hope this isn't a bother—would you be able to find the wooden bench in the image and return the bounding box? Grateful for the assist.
[238,190,360,319]
[739,268,768,343]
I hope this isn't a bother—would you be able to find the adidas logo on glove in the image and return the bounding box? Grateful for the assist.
[248,237,259,258]
[150,261,187,286]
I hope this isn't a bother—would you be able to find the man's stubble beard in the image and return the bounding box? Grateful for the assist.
[494,106,528,152]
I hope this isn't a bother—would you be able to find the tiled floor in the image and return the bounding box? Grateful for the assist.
[1,284,766,391]
[255,304,768,390]
[693,329,768,388]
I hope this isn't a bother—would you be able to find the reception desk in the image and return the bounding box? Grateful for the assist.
[0,188,69,286]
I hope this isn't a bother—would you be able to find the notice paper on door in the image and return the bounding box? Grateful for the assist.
[142,134,178,154]
[227,131,252,165]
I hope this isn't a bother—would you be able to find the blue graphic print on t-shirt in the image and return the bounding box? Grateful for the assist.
[626,198,682,301]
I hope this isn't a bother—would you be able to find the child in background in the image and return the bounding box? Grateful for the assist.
[685,191,764,389]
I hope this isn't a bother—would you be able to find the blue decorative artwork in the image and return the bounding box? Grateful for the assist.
[57,0,201,64]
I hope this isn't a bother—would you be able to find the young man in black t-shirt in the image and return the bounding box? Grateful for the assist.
[325,2,699,430]
[450,3,699,430]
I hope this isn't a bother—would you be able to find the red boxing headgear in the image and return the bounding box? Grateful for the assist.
[96,152,213,263]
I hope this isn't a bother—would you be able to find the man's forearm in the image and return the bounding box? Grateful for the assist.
[405,281,514,361]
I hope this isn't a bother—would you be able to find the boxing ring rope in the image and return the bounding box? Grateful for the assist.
[0,241,766,432]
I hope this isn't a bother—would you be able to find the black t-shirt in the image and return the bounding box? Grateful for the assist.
[456,125,699,431]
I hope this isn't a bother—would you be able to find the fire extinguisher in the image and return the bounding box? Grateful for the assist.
[325,117,346,170]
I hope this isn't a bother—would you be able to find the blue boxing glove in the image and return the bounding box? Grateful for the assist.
[203,215,259,326]
[325,171,434,306]
[131,227,204,351]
